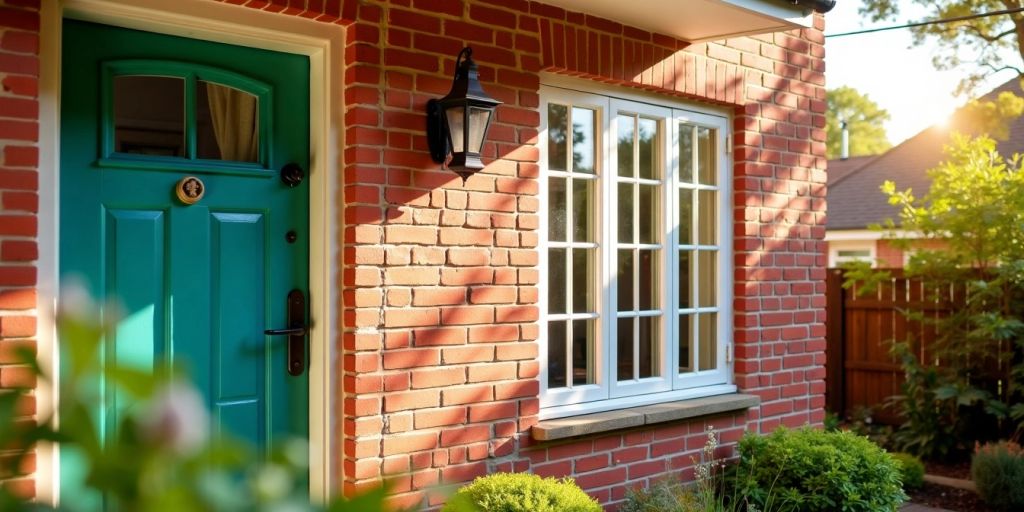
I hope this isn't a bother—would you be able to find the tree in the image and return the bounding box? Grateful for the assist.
[826,86,892,159]
[859,0,1024,94]
[845,134,1024,459]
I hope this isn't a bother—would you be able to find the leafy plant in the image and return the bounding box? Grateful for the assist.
[441,473,599,512]
[971,441,1024,510]
[734,427,906,512]
[889,452,924,490]
[0,294,397,512]
[846,134,1024,460]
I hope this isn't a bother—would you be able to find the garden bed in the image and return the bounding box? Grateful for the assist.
[907,482,987,512]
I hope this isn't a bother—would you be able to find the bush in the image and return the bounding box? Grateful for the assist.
[971,441,1024,510]
[442,473,601,512]
[890,452,925,489]
[735,427,906,512]
[618,479,696,512]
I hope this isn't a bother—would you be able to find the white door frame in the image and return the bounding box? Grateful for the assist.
[38,0,343,504]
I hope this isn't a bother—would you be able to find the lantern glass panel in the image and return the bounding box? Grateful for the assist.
[468,106,491,154]
[445,106,465,153]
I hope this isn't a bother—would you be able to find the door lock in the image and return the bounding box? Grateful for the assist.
[264,289,307,376]
[280,163,304,187]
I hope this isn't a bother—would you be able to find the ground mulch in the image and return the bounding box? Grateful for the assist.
[924,459,972,481]
[906,482,989,512]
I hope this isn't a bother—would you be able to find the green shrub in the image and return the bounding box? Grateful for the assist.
[618,479,695,512]
[890,452,925,489]
[442,473,601,512]
[735,427,906,512]
[971,441,1024,510]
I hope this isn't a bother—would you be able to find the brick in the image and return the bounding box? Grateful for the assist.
[410,366,466,389]
[0,315,33,337]
[383,348,441,370]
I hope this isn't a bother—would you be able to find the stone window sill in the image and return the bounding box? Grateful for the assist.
[531,393,760,442]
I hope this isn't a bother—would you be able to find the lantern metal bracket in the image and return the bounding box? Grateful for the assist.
[426,98,448,165]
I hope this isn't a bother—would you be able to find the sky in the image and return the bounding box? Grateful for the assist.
[824,0,1019,145]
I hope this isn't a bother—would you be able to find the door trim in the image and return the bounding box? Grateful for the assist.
[39,0,344,504]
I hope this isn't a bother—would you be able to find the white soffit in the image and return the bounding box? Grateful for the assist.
[537,0,813,43]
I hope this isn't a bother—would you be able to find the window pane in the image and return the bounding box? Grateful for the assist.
[698,313,717,370]
[548,177,567,242]
[617,250,635,311]
[446,106,465,153]
[197,82,260,162]
[679,250,691,309]
[679,189,692,245]
[638,118,657,180]
[617,317,633,381]
[639,249,658,311]
[113,76,185,157]
[572,319,595,385]
[639,184,659,244]
[698,250,717,308]
[617,115,634,177]
[697,127,715,185]
[572,107,596,174]
[547,104,569,171]
[698,189,717,246]
[679,123,694,183]
[618,183,634,243]
[548,321,567,388]
[467,107,491,154]
[572,248,595,313]
[679,314,692,373]
[639,316,658,378]
[572,178,594,242]
[548,249,566,314]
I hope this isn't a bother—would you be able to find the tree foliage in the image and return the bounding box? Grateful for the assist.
[859,0,1024,94]
[845,134,1024,459]
[826,86,892,158]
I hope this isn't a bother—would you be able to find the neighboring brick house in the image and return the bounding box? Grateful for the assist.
[826,77,1024,269]
[0,0,831,509]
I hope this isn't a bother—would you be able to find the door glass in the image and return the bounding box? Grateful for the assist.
[197,81,260,162]
[113,75,185,157]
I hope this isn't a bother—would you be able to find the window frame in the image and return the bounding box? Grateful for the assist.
[539,81,735,419]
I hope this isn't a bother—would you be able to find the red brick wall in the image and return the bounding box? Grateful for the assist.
[0,0,40,500]
[14,0,827,508]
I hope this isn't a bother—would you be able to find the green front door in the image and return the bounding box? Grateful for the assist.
[59,19,310,502]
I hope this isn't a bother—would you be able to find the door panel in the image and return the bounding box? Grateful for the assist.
[60,19,310,504]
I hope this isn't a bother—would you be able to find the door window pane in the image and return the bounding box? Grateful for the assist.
[617,116,635,177]
[699,313,717,370]
[548,178,567,241]
[618,183,634,242]
[113,76,185,157]
[698,189,717,246]
[548,321,567,388]
[638,316,658,378]
[638,249,658,311]
[548,249,566,314]
[679,123,694,183]
[679,314,692,372]
[698,250,717,307]
[639,184,658,244]
[638,118,657,179]
[678,250,691,309]
[572,107,596,174]
[197,81,260,162]
[572,319,596,385]
[679,189,692,244]
[548,104,569,171]
[697,127,715,185]
[572,178,594,242]
[617,318,633,381]
[571,248,595,313]
[617,250,635,311]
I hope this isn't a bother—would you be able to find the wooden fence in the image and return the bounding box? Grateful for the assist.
[825,268,954,425]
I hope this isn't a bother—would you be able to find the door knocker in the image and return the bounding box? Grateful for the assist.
[176,176,205,205]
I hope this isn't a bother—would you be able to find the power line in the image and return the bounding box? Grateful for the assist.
[826,7,1024,38]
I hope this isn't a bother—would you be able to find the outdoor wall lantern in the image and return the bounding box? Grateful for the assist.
[426,47,502,183]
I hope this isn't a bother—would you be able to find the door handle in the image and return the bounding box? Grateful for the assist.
[264,289,306,376]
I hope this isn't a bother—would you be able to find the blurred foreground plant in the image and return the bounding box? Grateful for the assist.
[0,294,396,512]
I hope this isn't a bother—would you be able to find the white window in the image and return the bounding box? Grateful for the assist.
[540,83,734,418]
[828,241,876,267]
